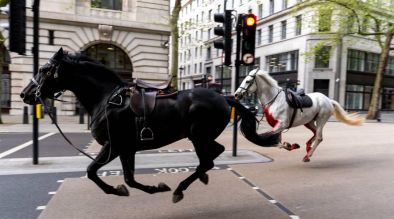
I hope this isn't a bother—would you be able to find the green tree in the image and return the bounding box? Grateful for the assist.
[296,0,394,119]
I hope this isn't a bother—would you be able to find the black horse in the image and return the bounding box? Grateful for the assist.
[20,48,280,203]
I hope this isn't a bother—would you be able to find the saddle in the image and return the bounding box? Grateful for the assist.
[285,88,313,111]
[284,88,313,129]
[129,78,177,141]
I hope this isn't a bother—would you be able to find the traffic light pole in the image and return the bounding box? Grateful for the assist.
[232,14,243,157]
[32,0,40,165]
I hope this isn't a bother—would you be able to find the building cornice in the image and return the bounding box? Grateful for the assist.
[23,11,171,35]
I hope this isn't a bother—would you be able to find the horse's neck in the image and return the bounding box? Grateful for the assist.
[64,67,119,115]
[256,78,281,105]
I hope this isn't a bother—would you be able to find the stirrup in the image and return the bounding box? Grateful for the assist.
[140,127,154,141]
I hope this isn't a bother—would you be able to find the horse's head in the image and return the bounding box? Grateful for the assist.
[20,48,66,105]
[234,69,259,99]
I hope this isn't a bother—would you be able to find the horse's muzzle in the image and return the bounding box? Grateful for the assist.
[20,84,39,105]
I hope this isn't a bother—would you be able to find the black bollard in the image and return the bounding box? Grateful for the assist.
[87,115,91,130]
[52,107,57,124]
[79,107,85,124]
[23,106,29,124]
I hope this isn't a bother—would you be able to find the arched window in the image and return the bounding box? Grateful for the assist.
[84,44,133,82]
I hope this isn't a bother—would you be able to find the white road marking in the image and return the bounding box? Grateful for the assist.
[36,206,46,210]
[0,132,56,159]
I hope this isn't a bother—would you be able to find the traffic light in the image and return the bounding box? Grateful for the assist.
[241,14,256,66]
[213,10,232,66]
[9,0,26,55]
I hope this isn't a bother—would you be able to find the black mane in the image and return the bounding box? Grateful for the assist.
[62,51,125,85]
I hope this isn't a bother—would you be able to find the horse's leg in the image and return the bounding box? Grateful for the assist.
[303,116,329,162]
[303,121,317,161]
[271,122,299,150]
[172,140,225,203]
[86,143,128,196]
[119,154,171,194]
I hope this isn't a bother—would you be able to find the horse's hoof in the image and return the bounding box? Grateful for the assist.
[303,156,310,162]
[116,184,130,196]
[172,192,184,203]
[158,182,171,192]
[199,173,209,185]
[291,144,300,150]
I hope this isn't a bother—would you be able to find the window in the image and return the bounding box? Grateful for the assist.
[84,43,132,81]
[206,47,212,60]
[268,25,273,43]
[257,29,262,45]
[318,8,332,32]
[48,30,54,45]
[365,53,380,73]
[345,85,364,110]
[281,20,287,40]
[269,0,274,14]
[91,0,122,11]
[315,46,331,68]
[347,49,379,73]
[208,10,212,21]
[282,0,288,9]
[266,50,299,73]
[258,4,263,18]
[295,15,302,36]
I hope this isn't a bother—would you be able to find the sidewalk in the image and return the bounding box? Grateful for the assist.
[1,111,394,133]
[0,114,90,133]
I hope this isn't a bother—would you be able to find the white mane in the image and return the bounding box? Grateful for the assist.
[254,69,279,87]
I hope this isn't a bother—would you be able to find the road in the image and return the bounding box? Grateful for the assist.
[1,121,394,219]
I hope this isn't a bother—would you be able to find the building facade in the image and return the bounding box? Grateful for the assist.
[1,0,170,115]
[178,0,394,111]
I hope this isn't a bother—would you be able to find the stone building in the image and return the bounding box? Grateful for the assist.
[178,0,394,111]
[0,0,170,115]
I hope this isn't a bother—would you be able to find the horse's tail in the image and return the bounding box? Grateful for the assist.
[226,98,281,146]
[331,100,364,125]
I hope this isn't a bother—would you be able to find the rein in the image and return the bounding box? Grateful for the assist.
[37,96,99,162]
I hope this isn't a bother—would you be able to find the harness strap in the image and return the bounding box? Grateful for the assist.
[38,96,99,162]
[288,108,297,129]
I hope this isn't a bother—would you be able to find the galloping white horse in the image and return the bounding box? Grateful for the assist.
[235,69,364,162]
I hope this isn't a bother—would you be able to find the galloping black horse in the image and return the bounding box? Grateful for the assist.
[20,48,280,203]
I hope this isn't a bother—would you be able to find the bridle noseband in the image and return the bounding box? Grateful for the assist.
[238,71,258,96]
[31,59,63,101]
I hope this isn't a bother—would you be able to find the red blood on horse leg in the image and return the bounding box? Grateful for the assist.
[304,123,316,153]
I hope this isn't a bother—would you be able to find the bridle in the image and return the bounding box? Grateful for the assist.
[237,71,258,97]
[31,59,65,101]
[29,58,106,163]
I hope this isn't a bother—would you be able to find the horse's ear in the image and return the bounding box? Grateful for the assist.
[52,47,64,61]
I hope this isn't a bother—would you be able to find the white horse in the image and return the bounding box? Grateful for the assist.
[235,69,364,162]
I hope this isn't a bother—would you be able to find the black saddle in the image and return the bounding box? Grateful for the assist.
[284,88,313,129]
[129,79,177,141]
[285,88,313,111]
[107,78,177,141]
